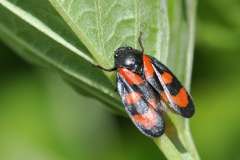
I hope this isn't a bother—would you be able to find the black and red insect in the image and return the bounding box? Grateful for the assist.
[96,33,195,137]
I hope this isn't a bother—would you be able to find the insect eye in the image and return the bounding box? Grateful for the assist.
[125,57,135,66]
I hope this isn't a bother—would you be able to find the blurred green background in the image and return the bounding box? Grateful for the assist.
[0,0,240,160]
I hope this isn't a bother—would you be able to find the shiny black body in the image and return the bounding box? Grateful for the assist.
[114,47,143,74]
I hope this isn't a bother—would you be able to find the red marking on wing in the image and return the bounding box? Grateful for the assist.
[147,98,158,110]
[124,92,142,105]
[172,88,189,108]
[132,108,157,129]
[160,92,168,103]
[161,71,173,85]
[119,68,144,85]
[143,55,154,79]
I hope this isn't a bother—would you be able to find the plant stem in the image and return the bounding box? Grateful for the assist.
[153,0,200,159]
[154,135,182,160]
[154,122,200,160]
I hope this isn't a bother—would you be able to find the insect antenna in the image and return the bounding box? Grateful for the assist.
[138,32,144,54]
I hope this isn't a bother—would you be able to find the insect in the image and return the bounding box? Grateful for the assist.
[95,33,195,137]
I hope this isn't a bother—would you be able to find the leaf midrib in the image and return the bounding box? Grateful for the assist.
[49,0,103,65]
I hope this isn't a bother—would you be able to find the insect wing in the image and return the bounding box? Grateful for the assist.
[117,68,165,137]
[143,55,194,118]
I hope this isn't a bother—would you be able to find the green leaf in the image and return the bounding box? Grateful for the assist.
[49,0,170,66]
[0,0,123,113]
[0,0,200,159]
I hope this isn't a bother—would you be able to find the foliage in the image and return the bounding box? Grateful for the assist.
[0,0,200,159]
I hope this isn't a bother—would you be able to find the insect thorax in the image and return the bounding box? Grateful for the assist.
[114,47,143,74]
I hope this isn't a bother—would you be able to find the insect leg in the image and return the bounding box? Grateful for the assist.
[93,64,117,72]
[138,32,144,54]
